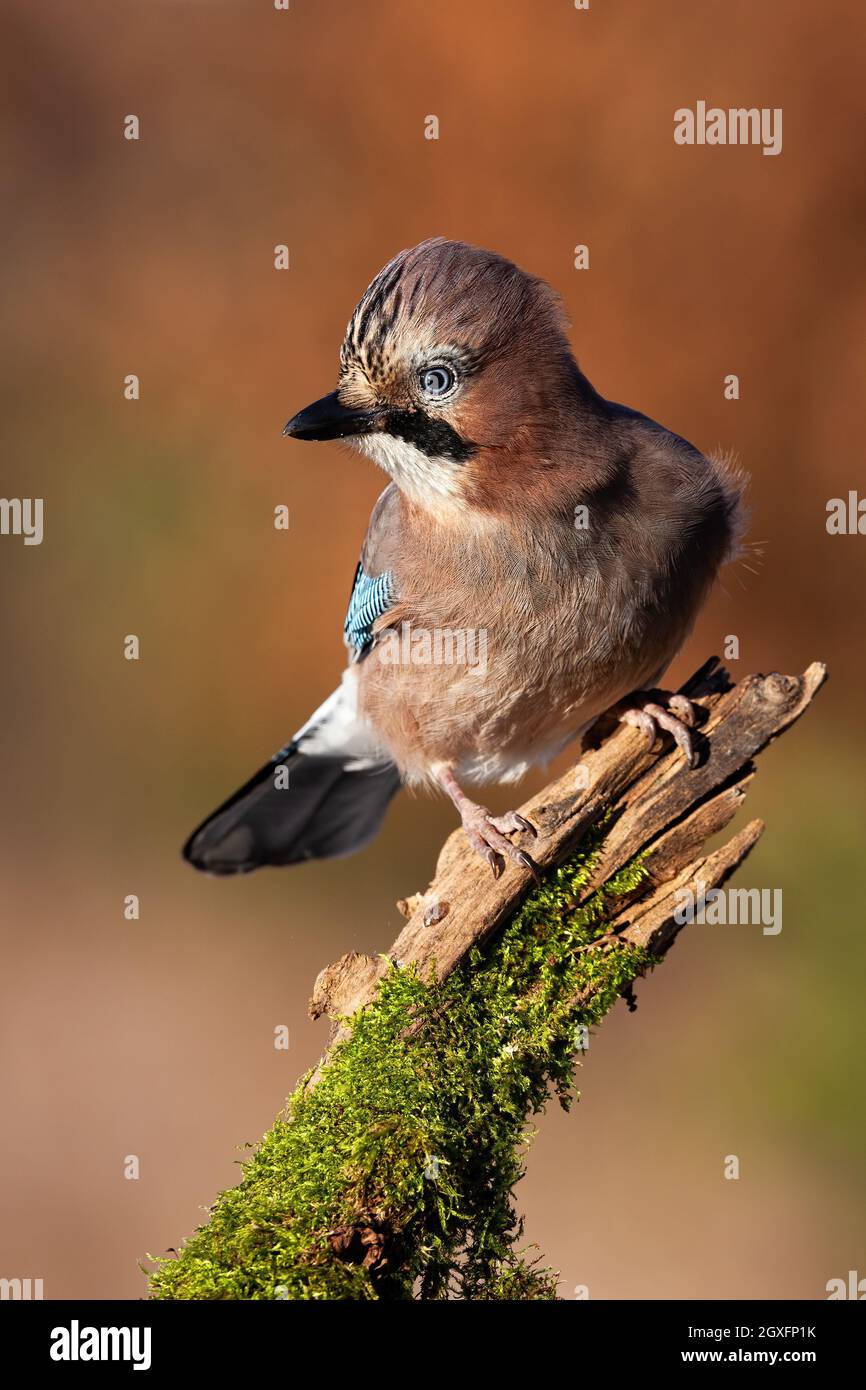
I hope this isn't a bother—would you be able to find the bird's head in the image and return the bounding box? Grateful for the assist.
[284,239,599,518]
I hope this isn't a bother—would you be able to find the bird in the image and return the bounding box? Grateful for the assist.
[183,237,745,880]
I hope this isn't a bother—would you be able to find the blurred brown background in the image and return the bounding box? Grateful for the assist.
[1,0,865,1300]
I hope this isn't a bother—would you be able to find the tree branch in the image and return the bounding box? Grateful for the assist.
[149,657,826,1300]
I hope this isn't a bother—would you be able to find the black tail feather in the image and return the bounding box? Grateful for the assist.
[183,747,401,875]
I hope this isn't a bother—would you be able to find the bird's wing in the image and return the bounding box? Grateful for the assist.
[182,486,406,874]
[343,562,397,658]
[343,483,402,660]
[183,672,399,874]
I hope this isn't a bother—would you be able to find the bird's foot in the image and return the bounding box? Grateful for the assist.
[617,690,699,768]
[461,805,541,882]
[434,766,540,881]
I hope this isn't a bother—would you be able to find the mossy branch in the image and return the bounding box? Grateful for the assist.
[148,658,826,1300]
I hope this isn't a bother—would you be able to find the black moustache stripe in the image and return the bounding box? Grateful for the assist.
[385,408,477,463]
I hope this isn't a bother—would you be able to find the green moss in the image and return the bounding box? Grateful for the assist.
[148,829,652,1301]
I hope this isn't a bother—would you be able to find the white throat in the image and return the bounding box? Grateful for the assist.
[353,432,469,519]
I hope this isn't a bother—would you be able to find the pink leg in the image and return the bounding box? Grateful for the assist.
[435,766,540,882]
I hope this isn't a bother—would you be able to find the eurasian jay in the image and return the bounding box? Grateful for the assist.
[184,238,744,879]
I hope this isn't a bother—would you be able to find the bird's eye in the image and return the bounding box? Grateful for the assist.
[419,364,456,398]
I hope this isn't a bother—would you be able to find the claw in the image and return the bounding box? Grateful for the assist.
[621,707,658,748]
[668,693,698,727]
[490,810,538,839]
[514,815,537,838]
[434,766,543,880]
[618,692,698,768]
[486,850,504,879]
[515,849,542,885]
[642,702,696,767]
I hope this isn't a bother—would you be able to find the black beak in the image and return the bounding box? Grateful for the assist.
[282,391,379,442]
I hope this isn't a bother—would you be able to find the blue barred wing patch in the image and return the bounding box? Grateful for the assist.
[344,563,397,657]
